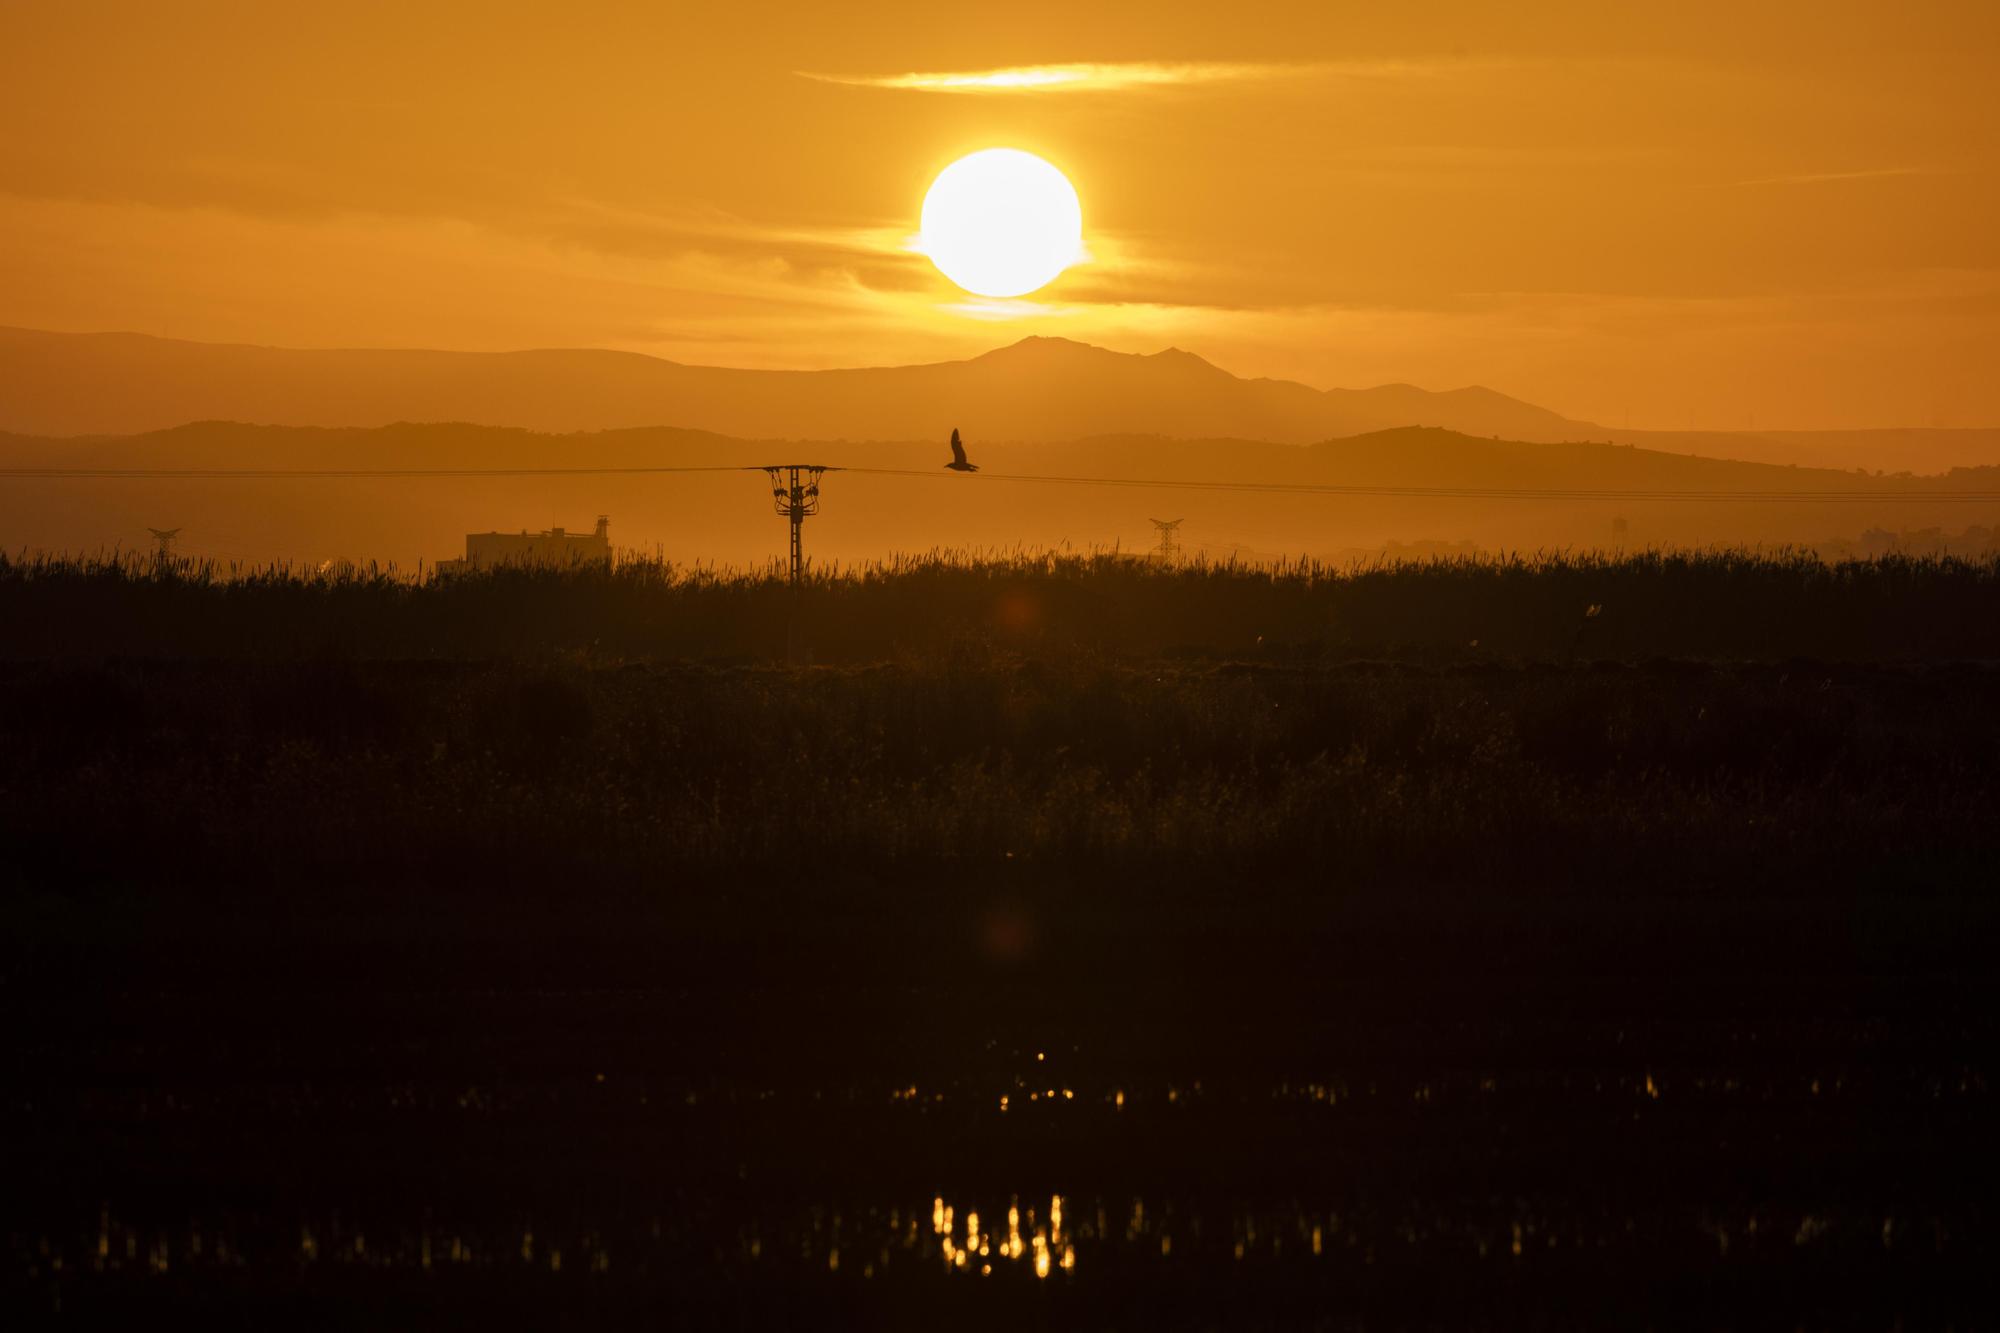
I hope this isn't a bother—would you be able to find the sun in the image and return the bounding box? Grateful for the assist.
[920,149,1083,299]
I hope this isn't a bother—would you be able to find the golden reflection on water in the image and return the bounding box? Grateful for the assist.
[912,1193,1080,1278]
[20,1196,1928,1294]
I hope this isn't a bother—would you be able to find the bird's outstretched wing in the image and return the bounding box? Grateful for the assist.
[950,428,968,467]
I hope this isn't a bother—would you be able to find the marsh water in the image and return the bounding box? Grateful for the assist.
[8,967,1992,1329]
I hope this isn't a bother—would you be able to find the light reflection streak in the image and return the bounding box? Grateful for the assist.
[50,1045,1932,1287]
[25,1197,1928,1290]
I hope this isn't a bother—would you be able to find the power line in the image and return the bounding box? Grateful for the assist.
[1,462,1996,503]
[0,465,756,479]
[840,467,2000,504]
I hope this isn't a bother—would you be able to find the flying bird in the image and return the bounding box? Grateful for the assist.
[945,428,979,472]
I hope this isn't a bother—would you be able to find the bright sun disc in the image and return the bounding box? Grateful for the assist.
[920,149,1082,298]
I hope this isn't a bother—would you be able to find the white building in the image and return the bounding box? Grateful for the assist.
[435,516,611,573]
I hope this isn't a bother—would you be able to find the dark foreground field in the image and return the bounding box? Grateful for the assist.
[4,553,1997,1328]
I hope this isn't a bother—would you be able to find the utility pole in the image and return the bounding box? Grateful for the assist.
[760,465,832,583]
[757,465,836,663]
[1148,517,1184,562]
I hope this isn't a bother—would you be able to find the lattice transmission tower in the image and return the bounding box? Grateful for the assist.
[1149,517,1184,561]
[147,527,181,564]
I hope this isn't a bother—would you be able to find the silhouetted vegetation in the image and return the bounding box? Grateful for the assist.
[8,653,1997,899]
[6,547,2000,662]
[4,550,1998,901]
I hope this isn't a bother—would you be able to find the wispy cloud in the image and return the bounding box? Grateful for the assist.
[798,60,1456,95]
[1733,166,1951,187]
[546,197,920,264]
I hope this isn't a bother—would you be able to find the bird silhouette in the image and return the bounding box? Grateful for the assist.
[945,428,979,472]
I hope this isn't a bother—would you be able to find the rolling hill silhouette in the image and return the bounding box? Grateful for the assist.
[0,326,1591,442]
[4,419,1995,570]
[4,326,1993,473]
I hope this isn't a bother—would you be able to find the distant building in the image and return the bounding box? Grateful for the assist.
[435,516,611,573]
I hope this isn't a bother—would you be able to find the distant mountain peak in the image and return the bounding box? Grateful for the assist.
[1147,345,1227,372]
[976,336,1232,380]
[985,335,1102,356]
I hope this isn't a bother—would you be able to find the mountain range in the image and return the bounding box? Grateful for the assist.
[2,326,1995,474]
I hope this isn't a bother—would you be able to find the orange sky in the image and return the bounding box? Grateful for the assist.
[2,1,1995,430]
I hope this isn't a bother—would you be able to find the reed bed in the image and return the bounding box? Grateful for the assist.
[5,547,2000,662]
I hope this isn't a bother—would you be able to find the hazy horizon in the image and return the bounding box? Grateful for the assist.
[6,305,1997,439]
[9,325,2000,450]
[8,419,1996,573]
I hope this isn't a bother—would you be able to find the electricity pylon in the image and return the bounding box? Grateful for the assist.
[147,527,181,563]
[1149,518,1184,561]
[759,465,835,583]
[754,465,840,664]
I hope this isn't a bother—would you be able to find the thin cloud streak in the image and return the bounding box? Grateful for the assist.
[798,60,1456,94]
[1733,166,1953,187]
